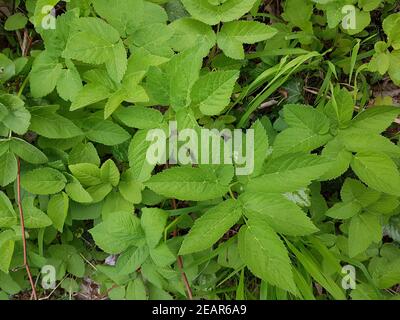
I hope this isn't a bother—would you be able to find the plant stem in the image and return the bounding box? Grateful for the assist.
[170,198,194,300]
[17,158,38,300]
[177,256,193,300]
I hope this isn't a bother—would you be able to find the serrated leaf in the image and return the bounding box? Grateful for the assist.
[30,51,63,98]
[351,152,400,196]
[180,199,242,255]
[63,17,127,82]
[100,159,120,187]
[68,163,102,186]
[191,70,239,116]
[0,230,15,273]
[29,106,83,139]
[89,211,144,254]
[350,106,399,134]
[0,192,17,228]
[47,192,69,232]
[217,21,277,59]
[22,196,53,228]
[65,175,94,204]
[141,208,169,248]
[0,94,30,135]
[348,213,382,257]
[181,0,259,25]
[247,154,331,193]
[21,168,67,195]
[146,165,234,201]
[169,17,216,56]
[238,218,297,294]
[165,47,203,110]
[114,106,164,129]
[0,152,17,187]
[82,117,130,146]
[10,138,48,164]
[240,192,318,236]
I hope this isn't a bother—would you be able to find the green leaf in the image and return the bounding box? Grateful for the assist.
[388,51,400,86]
[351,152,400,196]
[217,21,277,59]
[71,84,112,111]
[29,106,83,139]
[247,154,331,193]
[191,70,239,116]
[89,211,144,254]
[56,60,83,102]
[22,196,53,229]
[169,17,216,56]
[272,127,331,158]
[92,0,145,37]
[0,54,15,83]
[10,138,48,164]
[0,152,18,187]
[64,175,94,203]
[69,163,102,186]
[100,160,120,187]
[165,47,203,110]
[240,192,318,236]
[63,17,127,82]
[325,201,362,219]
[337,128,400,158]
[251,120,269,177]
[68,142,100,166]
[47,192,69,232]
[48,244,85,277]
[323,87,354,128]
[282,0,313,32]
[128,23,174,57]
[30,51,63,98]
[320,138,353,180]
[180,199,242,255]
[146,165,234,201]
[21,168,67,195]
[284,104,330,133]
[116,245,149,275]
[0,230,15,273]
[128,129,157,182]
[238,217,297,294]
[126,278,147,300]
[119,169,144,204]
[150,242,176,267]
[82,117,130,146]
[0,192,17,228]
[181,0,259,25]
[348,213,382,257]
[114,106,164,130]
[350,106,399,134]
[4,13,28,31]
[383,13,400,50]
[340,178,381,207]
[0,94,30,135]
[141,208,169,248]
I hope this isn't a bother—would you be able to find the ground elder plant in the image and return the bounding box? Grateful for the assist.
[0,0,399,301]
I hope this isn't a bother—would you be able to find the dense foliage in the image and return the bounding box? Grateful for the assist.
[0,0,400,300]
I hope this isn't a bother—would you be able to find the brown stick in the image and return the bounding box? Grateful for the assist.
[177,256,193,300]
[170,198,193,300]
[17,158,38,300]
